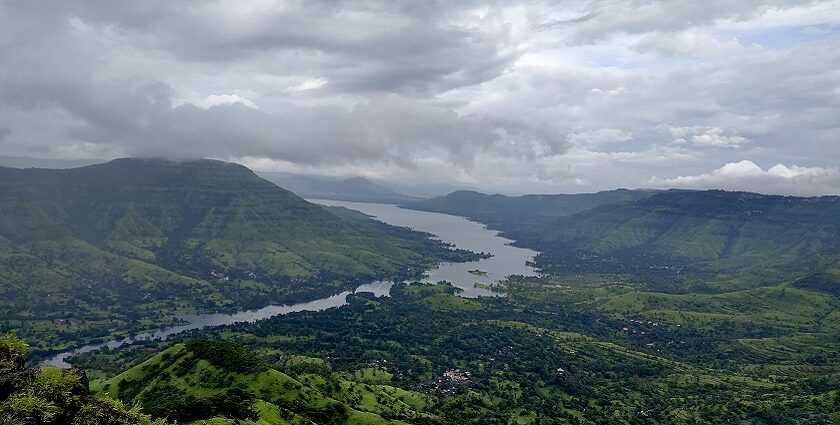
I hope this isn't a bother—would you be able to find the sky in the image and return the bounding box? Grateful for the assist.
[0,1,839,196]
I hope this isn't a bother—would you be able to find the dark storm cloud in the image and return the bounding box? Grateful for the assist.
[0,0,838,194]
[0,0,565,167]
[0,54,565,167]
[71,91,568,168]
[3,0,517,94]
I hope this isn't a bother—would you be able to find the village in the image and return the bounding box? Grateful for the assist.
[418,369,472,396]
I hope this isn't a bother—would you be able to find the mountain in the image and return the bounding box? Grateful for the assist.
[0,158,472,350]
[391,182,481,199]
[407,189,840,291]
[258,171,422,204]
[403,189,659,236]
[531,190,840,275]
[540,190,840,258]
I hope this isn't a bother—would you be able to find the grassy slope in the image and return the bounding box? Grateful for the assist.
[0,158,465,350]
[540,190,840,262]
[492,190,840,293]
[103,342,429,425]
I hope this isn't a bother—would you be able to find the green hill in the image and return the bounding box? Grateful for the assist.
[0,158,474,351]
[410,189,840,289]
[103,340,432,424]
[403,189,657,238]
[529,191,840,280]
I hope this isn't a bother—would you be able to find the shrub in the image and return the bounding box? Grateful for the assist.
[184,340,266,373]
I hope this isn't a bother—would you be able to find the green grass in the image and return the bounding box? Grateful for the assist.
[102,341,430,424]
[593,284,838,331]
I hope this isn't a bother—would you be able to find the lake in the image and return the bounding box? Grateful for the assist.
[43,201,537,367]
[316,199,538,297]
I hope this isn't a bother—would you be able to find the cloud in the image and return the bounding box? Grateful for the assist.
[568,128,633,146]
[631,30,742,56]
[662,126,750,148]
[2,0,519,95]
[0,0,839,194]
[0,0,564,172]
[559,0,821,43]
[648,160,840,196]
[38,82,569,169]
[185,94,258,109]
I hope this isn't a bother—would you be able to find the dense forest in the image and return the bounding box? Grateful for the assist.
[62,277,840,424]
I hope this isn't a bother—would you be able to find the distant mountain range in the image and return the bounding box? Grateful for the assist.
[404,189,659,231]
[257,171,423,204]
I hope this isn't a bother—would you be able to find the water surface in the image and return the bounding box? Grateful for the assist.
[316,200,538,297]
[44,201,536,367]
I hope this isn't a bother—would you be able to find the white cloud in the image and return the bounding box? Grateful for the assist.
[648,160,840,196]
[567,128,633,145]
[186,94,258,109]
[661,126,750,148]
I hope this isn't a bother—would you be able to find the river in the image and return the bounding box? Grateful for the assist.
[43,201,537,368]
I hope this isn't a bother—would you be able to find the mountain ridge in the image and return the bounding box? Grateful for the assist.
[0,158,473,351]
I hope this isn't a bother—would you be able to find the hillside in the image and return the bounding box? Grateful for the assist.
[102,339,435,424]
[0,158,475,351]
[407,189,840,291]
[531,191,840,276]
[258,171,422,204]
[403,189,658,237]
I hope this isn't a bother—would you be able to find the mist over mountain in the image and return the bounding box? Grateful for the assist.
[0,155,106,169]
[404,189,660,231]
[258,171,422,204]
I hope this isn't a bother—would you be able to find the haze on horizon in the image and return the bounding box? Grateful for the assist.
[0,1,838,196]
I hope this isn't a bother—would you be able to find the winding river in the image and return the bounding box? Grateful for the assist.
[43,201,537,368]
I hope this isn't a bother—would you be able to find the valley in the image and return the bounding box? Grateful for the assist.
[2,163,840,424]
[3,2,837,423]
[0,159,482,354]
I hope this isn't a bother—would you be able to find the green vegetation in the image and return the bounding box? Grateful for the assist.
[7,172,840,423]
[410,189,840,293]
[0,159,480,353]
[101,340,433,424]
[70,277,840,424]
[0,333,164,425]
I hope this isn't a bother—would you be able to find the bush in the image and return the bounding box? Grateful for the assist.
[0,334,28,369]
[184,340,266,373]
